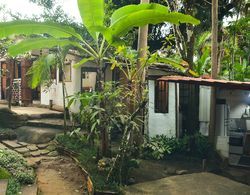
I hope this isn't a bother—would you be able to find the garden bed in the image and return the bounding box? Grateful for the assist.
[55,134,121,194]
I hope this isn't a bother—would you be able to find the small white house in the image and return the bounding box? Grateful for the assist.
[147,74,250,166]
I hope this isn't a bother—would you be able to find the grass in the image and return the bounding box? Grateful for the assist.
[56,134,120,192]
[0,160,23,195]
[0,167,11,179]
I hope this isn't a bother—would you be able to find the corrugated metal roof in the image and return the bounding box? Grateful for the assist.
[158,76,250,90]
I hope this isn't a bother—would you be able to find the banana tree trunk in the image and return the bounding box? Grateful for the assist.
[136,0,149,100]
[97,61,109,157]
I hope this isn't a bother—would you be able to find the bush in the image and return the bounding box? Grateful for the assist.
[0,167,11,179]
[6,178,21,195]
[142,135,179,160]
[0,149,35,184]
[0,128,17,141]
[142,133,211,160]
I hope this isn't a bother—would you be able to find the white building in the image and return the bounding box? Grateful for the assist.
[148,74,250,166]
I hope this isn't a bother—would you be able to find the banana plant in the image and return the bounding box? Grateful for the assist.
[0,0,200,156]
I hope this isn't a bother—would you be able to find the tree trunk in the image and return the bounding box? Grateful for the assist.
[137,0,149,99]
[209,0,218,145]
[97,61,109,157]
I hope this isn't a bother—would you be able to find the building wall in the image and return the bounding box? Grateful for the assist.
[148,80,176,137]
[217,89,250,118]
[41,54,83,112]
[199,88,250,158]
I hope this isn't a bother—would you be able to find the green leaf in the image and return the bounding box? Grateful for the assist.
[105,4,200,44]
[0,20,83,41]
[77,0,104,40]
[8,37,83,56]
[156,57,199,77]
[73,57,95,68]
[111,3,169,25]
[27,54,56,89]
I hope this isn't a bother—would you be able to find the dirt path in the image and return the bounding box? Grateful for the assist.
[36,156,87,195]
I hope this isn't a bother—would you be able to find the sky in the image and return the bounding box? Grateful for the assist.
[0,0,82,22]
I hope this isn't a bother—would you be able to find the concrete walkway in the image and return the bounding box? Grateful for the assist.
[0,104,62,116]
[0,105,61,115]
[124,172,250,195]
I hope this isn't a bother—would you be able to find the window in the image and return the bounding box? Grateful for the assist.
[155,81,169,113]
[81,67,97,92]
[59,63,71,82]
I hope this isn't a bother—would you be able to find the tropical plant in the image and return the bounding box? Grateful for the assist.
[0,0,199,156]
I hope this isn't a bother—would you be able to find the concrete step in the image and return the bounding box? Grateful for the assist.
[15,126,64,144]
[27,112,64,120]
[21,184,38,195]
[2,140,23,149]
[0,180,8,195]
[26,119,74,130]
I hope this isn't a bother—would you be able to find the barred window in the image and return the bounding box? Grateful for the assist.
[155,81,169,113]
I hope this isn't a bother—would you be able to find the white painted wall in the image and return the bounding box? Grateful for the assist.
[148,80,176,137]
[41,54,82,112]
[217,89,250,119]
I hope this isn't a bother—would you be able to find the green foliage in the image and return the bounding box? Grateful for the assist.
[27,54,56,89]
[103,3,200,45]
[142,133,211,160]
[8,38,82,57]
[0,128,17,140]
[77,0,105,40]
[0,149,35,184]
[143,135,179,160]
[68,82,142,145]
[56,134,120,192]
[6,178,21,195]
[220,16,250,81]
[0,21,83,40]
[0,167,11,179]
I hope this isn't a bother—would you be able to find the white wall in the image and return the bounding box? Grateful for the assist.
[217,89,250,118]
[41,54,82,112]
[148,80,176,137]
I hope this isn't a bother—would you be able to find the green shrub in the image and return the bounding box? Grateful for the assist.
[142,133,211,160]
[6,178,21,195]
[0,167,11,179]
[0,149,35,184]
[142,135,179,159]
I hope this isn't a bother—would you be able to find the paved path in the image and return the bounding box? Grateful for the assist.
[124,172,250,195]
[0,104,61,116]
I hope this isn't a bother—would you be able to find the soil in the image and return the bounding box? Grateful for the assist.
[130,157,203,184]
[36,156,87,195]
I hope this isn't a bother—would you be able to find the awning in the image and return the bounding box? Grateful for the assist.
[158,76,250,90]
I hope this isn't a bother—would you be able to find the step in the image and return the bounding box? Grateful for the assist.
[2,140,23,149]
[21,184,38,195]
[26,119,74,130]
[0,180,8,195]
[15,126,64,144]
[27,112,64,120]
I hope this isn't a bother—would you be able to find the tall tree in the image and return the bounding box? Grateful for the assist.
[209,0,218,145]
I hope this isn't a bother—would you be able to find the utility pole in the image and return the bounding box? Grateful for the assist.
[209,0,218,145]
